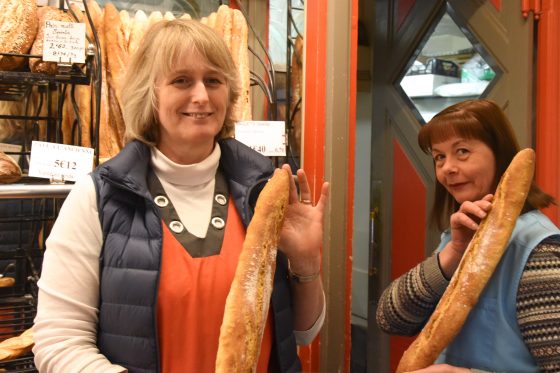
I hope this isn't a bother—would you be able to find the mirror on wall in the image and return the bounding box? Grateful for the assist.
[398,11,500,123]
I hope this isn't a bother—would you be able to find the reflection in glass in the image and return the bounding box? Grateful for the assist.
[399,12,498,123]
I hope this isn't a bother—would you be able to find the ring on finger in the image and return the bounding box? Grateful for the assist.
[301,199,312,205]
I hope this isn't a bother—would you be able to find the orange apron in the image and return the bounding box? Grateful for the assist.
[156,201,273,372]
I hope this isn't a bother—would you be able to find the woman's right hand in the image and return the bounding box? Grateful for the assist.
[438,194,493,278]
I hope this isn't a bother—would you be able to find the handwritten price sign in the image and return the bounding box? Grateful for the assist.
[43,20,86,64]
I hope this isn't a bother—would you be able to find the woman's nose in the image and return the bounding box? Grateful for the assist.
[441,158,458,174]
[191,81,209,104]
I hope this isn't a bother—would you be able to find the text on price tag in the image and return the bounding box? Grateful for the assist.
[234,121,286,156]
[29,141,94,182]
[43,20,86,64]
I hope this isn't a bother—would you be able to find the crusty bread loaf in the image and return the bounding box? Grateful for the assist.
[290,36,304,151]
[215,5,232,50]
[163,11,175,21]
[396,148,536,373]
[104,3,129,147]
[64,4,92,148]
[128,10,148,56]
[215,169,290,372]
[0,278,15,288]
[0,328,34,361]
[29,6,75,74]
[88,0,120,161]
[207,12,217,29]
[0,0,38,71]
[230,8,251,122]
[0,151,22,184]
[147,11,163,28]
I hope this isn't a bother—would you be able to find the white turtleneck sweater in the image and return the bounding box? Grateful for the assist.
[33,144,324,372]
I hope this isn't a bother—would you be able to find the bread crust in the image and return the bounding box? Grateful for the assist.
[230,8,251,123]
[87,0,120,161]
[0,0,38,70]
[216,169,290,372]
[29,6,74,74]
[0,151,22,184]
[396,148,536,373]
[0,328,34,361]
[104,3,128,147]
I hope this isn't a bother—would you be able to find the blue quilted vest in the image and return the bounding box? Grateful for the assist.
[435,210,560,371]
[91,139,301,372]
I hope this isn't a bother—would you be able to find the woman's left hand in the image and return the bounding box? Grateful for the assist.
[278,164,330,276]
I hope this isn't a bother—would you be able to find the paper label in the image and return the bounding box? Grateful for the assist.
[42,20,86,64]
[234,121,286,156]
[28,141,94,182]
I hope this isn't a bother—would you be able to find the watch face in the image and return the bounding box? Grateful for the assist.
[89,0,221,18]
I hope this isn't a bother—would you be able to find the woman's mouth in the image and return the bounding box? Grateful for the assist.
[184,112,212,119]
[447,182,468,190]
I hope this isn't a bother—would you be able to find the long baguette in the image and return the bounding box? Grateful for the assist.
[215,168,290,372]
[396,148,536,373]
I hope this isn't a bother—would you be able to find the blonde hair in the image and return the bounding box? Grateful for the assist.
[121,19,241,145]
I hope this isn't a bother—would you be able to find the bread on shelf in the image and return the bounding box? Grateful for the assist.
[0,0,38,71]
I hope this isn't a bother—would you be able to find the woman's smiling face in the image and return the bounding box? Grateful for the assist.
[154,50,229,164]
[431,136,496,204]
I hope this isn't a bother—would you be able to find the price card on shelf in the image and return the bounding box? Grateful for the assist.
[43,20,86,64]
[234,121,286,157]
[28,141,94,182]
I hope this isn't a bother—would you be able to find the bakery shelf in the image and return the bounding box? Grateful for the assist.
[0,183,72,199]
[0,67,90,87]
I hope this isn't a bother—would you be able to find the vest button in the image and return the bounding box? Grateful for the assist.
[169,220,184,233]
[215,194,227,205]
[154,195,169,207]
[211,217,225,229]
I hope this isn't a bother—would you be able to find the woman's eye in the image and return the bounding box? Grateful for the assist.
[205,77,223,86]
[433,154,444,163]
[457,148,469,157]
[171,77,190,85]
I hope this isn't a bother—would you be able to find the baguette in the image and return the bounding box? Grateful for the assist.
[66,4,92,148]
[215,169,290,372]
[215,5,232,51]
[396,148,536,373]
[290,36,304,151]
[104,3,128,147]
[231,9,251,122]
[128,10,148,56]
[88,0,120,161]
[147,11,163,28]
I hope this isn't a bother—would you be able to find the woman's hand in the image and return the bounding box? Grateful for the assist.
[277,164,329,277]
[439,194,493,278]
[408,364,471,372]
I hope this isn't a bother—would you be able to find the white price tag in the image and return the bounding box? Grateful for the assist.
[29,141,94,182]
[234,121,286,156]
[42,20,86,64]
